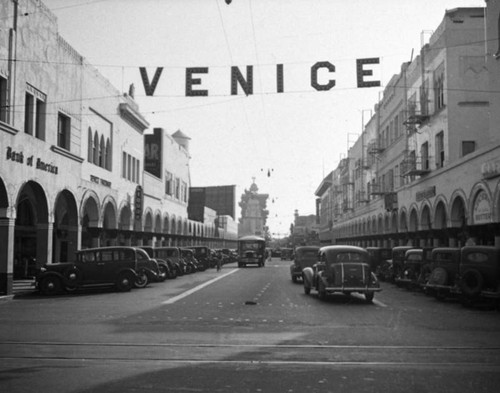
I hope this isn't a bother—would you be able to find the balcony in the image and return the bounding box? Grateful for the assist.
[356,191,370,203]
[367,141,385,155]
[370,183,386,195]
[401,156,430,177]
[342,200,353,212]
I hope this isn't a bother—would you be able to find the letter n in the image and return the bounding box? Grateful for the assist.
[231,66,253,96]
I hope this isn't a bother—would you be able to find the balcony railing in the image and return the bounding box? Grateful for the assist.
[401,156,430,177]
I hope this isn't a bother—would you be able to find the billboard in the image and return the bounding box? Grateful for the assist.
[144,128,162,178]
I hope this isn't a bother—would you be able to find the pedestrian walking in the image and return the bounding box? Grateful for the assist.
[216,252,222,271]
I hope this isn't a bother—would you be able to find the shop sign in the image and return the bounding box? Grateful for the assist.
[90,175,111,187]
[416,186,436,202]
[144,128,162,178]
[5,146,59,175]
[134,185,143,221]
[472,190,492,225]
[481,159,500,179]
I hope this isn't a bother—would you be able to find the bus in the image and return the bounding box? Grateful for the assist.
[237,235,266,268]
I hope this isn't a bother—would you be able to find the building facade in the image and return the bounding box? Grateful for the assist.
[0,0,235,295]
[316,6,500,249]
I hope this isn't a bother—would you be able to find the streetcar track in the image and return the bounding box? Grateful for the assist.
[2,340,499,350]
[2,356,500,368]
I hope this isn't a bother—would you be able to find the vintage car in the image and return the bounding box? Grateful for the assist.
[188,246,214,270]
[391,246,414,284]
[281,248,294,260]
[423,247,461,299]
[152,247,188,276]
[35,246,158,295]
[395,248,432,290]
[290,246,319,283]
[138,246,173,280]
[458,246,500,302]
[181,248,203,272]
[302,245,381,303]
[365,247,392,281]
[237,235,266,267]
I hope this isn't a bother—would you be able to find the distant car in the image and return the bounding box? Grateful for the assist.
[35,246,158,295]
[281,248,293,260]
[290,246,319,283]
[188,246,214,269]
[138,246,173,281]
[302,245,381,303]
[237,235,266,268]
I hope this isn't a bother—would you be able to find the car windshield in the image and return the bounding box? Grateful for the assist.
[241,242,262,251]
[334,252,366,263]
[297,250,317,258]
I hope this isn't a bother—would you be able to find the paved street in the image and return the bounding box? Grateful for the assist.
[1,258,500,392]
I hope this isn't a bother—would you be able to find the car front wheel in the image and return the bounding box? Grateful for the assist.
[134,271,149,288]
[40,276,62,295]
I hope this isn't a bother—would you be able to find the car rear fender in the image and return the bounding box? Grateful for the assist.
[118,268,139,278]
[302,267,314,286]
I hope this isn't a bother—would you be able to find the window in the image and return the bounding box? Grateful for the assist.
[99,135,105,167]
[0,76,8,123]
[165,172,173,195]
[57,112,71,150]
[93,132,99,164]
[122,152,127,178]
[105,139,111,170]
[122,152,139,183]
[435,131,445,168]
[127,154,131,180]
[434,64,445,112]
[35,98,45,139]
[24,93,34,135]
[88,128,93,162]
[462,141,476,157]
[24,85,46,140]
[175,178,180,199]
[421,141,429,170]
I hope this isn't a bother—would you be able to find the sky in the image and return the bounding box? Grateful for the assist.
[41,0,485,237]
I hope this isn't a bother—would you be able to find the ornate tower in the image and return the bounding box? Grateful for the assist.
[238,178,269,238]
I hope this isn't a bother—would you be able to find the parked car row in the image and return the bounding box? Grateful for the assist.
[35,245,230,295]
[367,245,500,306]
[289,243,500,306]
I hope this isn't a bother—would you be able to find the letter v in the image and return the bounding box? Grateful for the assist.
[139,67,164,96]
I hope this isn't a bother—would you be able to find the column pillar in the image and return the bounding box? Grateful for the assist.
[0,218,15,295]
[36,222,53,265]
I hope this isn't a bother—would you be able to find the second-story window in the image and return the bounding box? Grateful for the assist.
[421,141,429,170]
[434,63,445,112]
[0,75,8,123]
[436,131,445,168]
[57,112,71,150]
[24,85,46,140]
